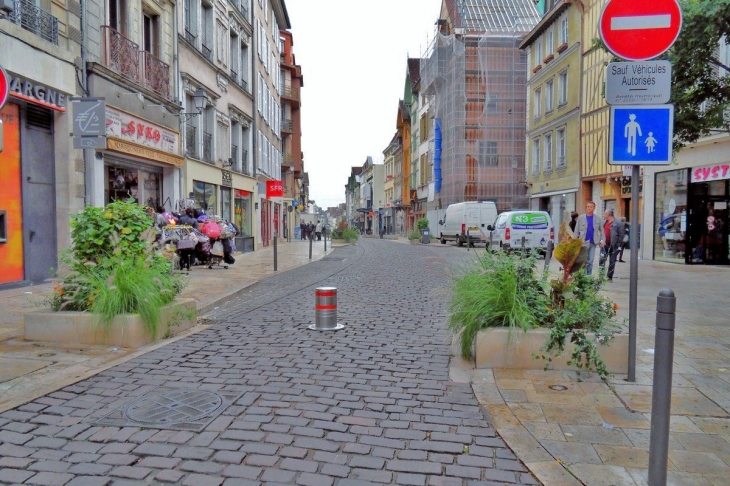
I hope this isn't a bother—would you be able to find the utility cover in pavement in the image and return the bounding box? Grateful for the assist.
[94,387,242,431]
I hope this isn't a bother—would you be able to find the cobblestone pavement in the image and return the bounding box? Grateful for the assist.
[0,238,539,485]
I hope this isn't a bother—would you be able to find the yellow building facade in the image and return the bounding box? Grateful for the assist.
[522,0,582,229]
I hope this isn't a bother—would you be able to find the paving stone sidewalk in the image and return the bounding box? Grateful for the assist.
[0,238,538,485]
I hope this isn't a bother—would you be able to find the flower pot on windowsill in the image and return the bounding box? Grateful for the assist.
[543,54,554,64]
[557,42,568,53]
[532,64,543,74]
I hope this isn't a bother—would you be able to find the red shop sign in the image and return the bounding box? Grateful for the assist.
[266,180,283,199]
[691,164,730,183]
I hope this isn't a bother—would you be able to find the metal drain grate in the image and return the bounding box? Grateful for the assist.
[94,387,242,432]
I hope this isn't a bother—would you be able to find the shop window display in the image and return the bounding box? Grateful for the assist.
[193,180,217,213]
[107,167,161,208]
[234,190,252,236]
[654,170,687,262]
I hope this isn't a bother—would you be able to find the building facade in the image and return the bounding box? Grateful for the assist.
[0,0,82,286]
[521,0,581,229]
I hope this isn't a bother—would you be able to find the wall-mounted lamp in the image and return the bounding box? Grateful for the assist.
[175,88,207,124]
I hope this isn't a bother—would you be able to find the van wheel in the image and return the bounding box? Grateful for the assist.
[456,236,464,247]
[440,236,446,245]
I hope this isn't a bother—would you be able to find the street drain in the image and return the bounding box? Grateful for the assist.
[94,387,242,432]
[549,385,568,391]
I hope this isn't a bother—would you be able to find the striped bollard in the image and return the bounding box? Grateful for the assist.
[309,287,344,331]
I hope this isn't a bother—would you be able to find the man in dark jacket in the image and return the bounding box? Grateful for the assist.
[178,208,199,229]
[603,209,626,281]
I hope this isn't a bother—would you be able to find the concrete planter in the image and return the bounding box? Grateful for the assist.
[24,298,197,349]
[474,328,628,374]
[409,239,420,245]
[330,239,350,246]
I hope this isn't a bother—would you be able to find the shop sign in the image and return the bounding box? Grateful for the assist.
[235,189,250,198]
[266,180,283,199]
[0,66,9,110]
[691,163,730,183]
[105,107,179,156]
[7,71,68,111]
[107,138,183,167]
[222,170,232,187]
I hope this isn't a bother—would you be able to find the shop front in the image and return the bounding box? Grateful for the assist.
[0,68,71,286]
[101,106,183,210]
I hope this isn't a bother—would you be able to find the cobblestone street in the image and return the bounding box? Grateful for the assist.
[0,239,538,486]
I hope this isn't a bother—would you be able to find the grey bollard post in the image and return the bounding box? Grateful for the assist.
[324,229,327,252]
[466,229,470,251]
[543,240,554,272]
[309,231,313,260]
[308,287,344,331]
[273,233,278,271]
[648,289,676,486]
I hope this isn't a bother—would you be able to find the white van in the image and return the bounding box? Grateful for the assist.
[438,202,498,247]
[487,210,554,253]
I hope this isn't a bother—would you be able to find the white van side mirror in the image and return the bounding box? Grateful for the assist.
[486,224,494,231]
[438,220,444,225]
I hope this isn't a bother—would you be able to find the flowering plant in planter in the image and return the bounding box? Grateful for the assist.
[447,221,623,378]
[50,199,185,338]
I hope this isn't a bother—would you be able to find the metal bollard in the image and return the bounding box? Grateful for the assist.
[466,229,470,251]
[309,232,313,260]
[543,240,554,272]
[324,229,327,252]
[648,289,676,486]
[309,287,344,331]
[521,236,526,253]
[273,233,278,271]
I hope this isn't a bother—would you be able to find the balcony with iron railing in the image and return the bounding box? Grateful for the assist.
[230,144,238,167]
[7,0,59,45]
[281,85,300,102]
[201,43,213,62]
[185,125,197,159]
[101,26,172,100]
[184,27,196,46]
[281,118,293,133]
[202,131,213,164]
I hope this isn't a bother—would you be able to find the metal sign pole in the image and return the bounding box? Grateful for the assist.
[628,164,640,382]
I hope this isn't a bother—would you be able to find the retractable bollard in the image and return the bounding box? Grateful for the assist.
[273,234,278,271]
[648,289,676,486]
[543,240,554,272]
[309,287,344,331]
[309,232,313,260]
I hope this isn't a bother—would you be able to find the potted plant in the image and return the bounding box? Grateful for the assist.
[447,221,627,378]
[25,199,195,348]
[408,229,422,244]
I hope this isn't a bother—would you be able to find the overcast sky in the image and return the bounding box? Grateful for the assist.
[285,0,443,209]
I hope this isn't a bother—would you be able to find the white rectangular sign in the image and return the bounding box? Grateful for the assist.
[606,61,672,105]
[105,106,180,156]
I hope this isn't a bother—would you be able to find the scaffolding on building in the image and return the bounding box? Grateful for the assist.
[421,0,540,212]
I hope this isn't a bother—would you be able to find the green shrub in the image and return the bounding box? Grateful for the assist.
[52,199,185,338]
[416,218,429,231]
[342,228,359,242]
[408,230,421,240]
[448,252,550,359]
[329,228,344,239]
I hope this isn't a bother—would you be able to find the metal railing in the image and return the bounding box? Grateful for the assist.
[241,149,250,175]
[230,144,238,168]
[202,43,213,62]
[184,27,196,45]
[282,118,293,132]
[142,50,170,99]
[185,125,197,159]
[102,26,140,83]
[202,131,213,163]
[8,0,59,45]
[281,85,300,100]
[230,69,237,81]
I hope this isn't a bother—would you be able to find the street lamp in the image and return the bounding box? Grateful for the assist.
[177,88,207,124]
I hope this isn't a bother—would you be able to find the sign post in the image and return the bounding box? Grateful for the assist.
[600,0,682,383]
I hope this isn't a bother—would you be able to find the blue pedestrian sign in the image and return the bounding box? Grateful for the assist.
[609,104,673,165]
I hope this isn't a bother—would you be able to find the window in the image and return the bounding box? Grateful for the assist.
[560,16,568,46]
[480,141,498,167]
[216,21,227,64]
[420,113,429,140]
[534,88,541,119]
[532,138,540,174]
[545,79,554,112]
[535,39,543,66]
[193,180,217,212]
[183,0,196,44]
[544,133,552,172]
[241,41,250,89]
[419,153,428,185]
[230,31,238,80]
[257,74,262,113]
[201,4,213,60]
[108,0,128,34]
[217,121,229,164]
[547,29,554,56]
[557,128,566,168]
[142,12,159,56]
[558,70,568,105]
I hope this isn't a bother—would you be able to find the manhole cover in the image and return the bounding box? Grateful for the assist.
[95,388,242,432]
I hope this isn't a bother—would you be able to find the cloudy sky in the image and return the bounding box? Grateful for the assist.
[285,0,443,209]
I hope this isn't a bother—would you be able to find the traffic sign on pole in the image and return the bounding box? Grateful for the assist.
[600,0,682,61]
[609,104,674,165]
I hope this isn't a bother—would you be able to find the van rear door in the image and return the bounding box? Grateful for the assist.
[465,206,480,233]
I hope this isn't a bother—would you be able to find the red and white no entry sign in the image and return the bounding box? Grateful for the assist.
[0,65,9,110]
[600,0,682,61]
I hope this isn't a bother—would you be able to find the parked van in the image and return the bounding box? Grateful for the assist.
[438,202,498,247]
[487,210,554,253]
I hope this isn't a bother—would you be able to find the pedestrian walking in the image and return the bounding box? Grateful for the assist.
[315,220,323,241]
[618,218,629,262]
[602,209,625,281]
[574,201,605,275]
